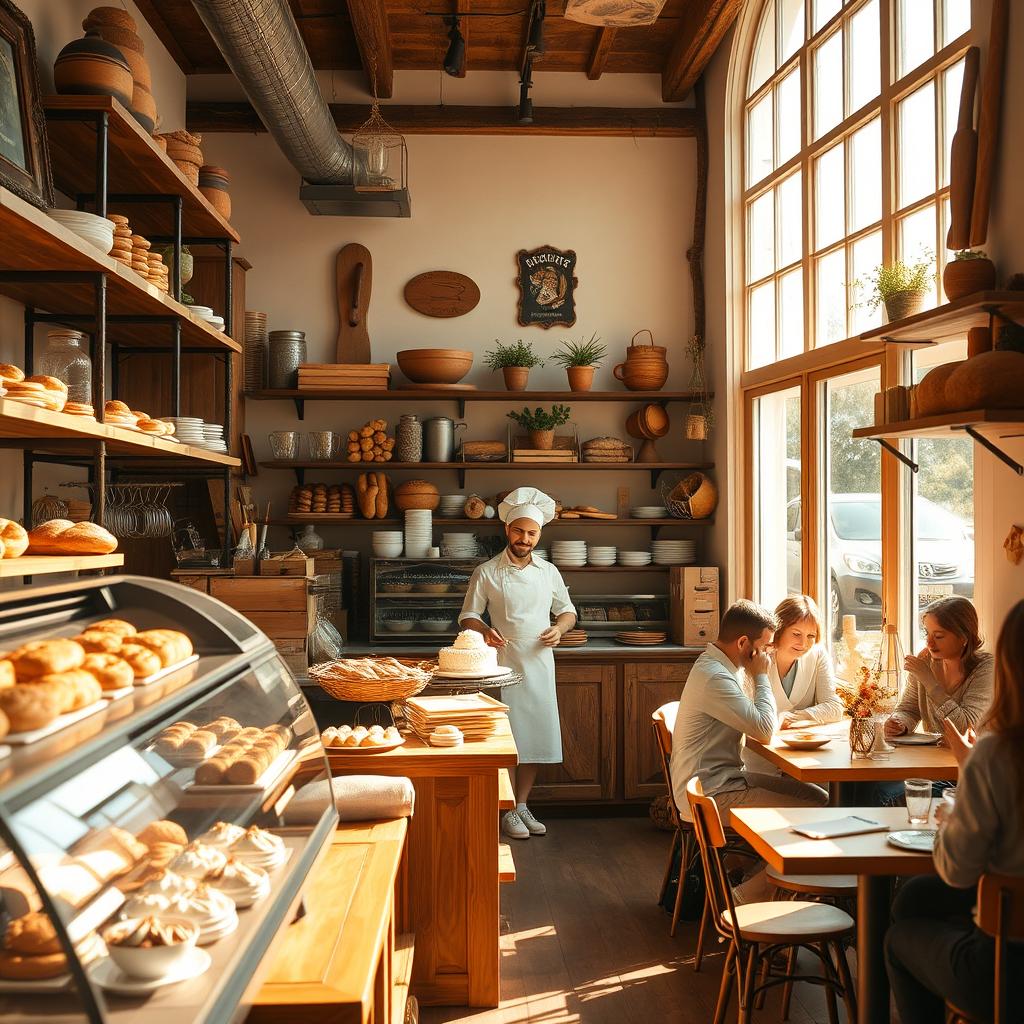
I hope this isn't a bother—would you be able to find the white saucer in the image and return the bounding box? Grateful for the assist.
[890,732,942,745]
[887,829,937,852]
[778,736,831,750]
[89,946,212,995]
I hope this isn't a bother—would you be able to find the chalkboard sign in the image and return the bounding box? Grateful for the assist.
[515,245,578,329]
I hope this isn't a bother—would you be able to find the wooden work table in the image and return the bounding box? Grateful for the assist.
[326,723,518,1009]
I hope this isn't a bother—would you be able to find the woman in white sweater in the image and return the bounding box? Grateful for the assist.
[884,600,1024,1023]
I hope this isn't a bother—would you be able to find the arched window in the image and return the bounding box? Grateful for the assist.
[742,0,971,370]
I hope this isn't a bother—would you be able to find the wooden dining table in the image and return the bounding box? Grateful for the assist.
[730,805,938,1024]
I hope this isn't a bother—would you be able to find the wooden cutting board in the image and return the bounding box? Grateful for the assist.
[404,271,481,318]
[945,46,979,250]
[970,0,1008,246]
[336,243,372,363]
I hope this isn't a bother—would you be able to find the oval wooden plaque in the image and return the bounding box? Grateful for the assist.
[404,271,481,318]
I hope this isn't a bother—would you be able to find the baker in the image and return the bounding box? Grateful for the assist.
[458,486,577,840]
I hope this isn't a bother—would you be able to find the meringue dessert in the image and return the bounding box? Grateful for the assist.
[164,883,237,944]
[197,820,246,849]
[135,869,196,899]
[106,915,195,949]
[207,857,270,908]
[170,842,228,880]
[229,825,286,869]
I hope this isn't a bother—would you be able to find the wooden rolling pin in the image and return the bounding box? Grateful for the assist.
[970,0,1009,246]
[945,46,979,250]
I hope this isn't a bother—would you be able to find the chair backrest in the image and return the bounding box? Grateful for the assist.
[685,776,743,943]
[977,874,1024,1024]
[652,702,681,824]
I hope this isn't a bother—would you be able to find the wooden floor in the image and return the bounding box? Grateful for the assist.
[421,817,848,1024]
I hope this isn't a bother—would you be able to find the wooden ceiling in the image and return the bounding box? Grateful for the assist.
[133,0,742,102]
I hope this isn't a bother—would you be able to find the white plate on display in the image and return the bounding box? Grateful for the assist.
[136,653,200,687]
[100,685,135,702]
[4,699,107,746]
[890,732,942,745]
[89,946,212,995]
[430,665,514,681]
[887,829,937,853]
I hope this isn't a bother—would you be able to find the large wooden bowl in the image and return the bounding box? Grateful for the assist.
[397,349,473,385]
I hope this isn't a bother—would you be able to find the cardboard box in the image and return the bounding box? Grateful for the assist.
[670,566,720,646]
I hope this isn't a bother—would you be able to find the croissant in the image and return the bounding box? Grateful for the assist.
[27,520,117,555]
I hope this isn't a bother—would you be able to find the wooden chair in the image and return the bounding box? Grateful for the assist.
[946,873,1024,1024]
[685,777,857,1024]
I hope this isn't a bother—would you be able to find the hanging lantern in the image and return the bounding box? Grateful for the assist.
[351,98,407,194]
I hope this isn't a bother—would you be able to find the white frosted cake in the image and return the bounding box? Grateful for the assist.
[438,630,499,675]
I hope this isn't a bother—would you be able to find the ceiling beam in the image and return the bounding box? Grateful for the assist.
[662,0,743,102]
[344,0,394,98]
[186,101,698,137]
[131,0,195,74]
[587,28,617,80]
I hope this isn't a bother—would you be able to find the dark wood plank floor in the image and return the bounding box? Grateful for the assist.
[422,817,847,1024]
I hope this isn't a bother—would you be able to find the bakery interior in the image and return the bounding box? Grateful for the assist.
[0,0,1021,1021]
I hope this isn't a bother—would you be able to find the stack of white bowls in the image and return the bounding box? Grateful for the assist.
[587,545,617,566]
[186,303,226,332]
[166,417,205,446]
[631,505,667,519]
[438,494,465,518]
[441,532,476,558]
[552,540,587,567]
[48,210,114,254]
[373,531,403,558]
[404,509,433,559]
[651,539,697,565]
[618,550,653,567]
[200,423,227,453]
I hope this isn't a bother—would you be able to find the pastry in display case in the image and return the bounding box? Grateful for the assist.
[573,594,670,634]
[0,576,337,1023]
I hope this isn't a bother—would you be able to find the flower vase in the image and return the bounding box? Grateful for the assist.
[849,717,875,758]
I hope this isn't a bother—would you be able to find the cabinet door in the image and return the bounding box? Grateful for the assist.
[623,661,695,799]
[531,663,616,802]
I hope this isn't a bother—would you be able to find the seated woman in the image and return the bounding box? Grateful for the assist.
[885,595,993,741]
[884,600,1024,1024]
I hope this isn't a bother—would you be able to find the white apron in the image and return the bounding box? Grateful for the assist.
[487,562,562,764]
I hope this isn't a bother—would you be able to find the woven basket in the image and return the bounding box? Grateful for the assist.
[661,471,718,520]
[310,657,434,702]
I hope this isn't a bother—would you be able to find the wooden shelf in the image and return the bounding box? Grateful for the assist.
[0,399,240,467]
[260,460,712,471]
[272,515,712,527]
[0,553,124,577]
[44,96,239,244]
[852,409,1024,441]
[0,185,239,352]
[859,291,1024,347]
[246,388,710,403]
[498,843,516,883]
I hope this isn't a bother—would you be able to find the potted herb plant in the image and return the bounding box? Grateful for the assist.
[550,332,606,392]
[858,253,934,323]
[483,340,544,391]
[508,404,571,450]
[942,249,996,302]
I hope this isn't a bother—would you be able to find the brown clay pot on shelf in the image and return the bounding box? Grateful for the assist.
[915,362,963,416]
[942,257,996,302]
[566,365,595,392]
[54,32,133,108]
[613,330,669,391]
[131,82,157,133]
[528,429,555,450]
[883,289,926,323]
[502,366,531,391]
[396,348,473,385]
[944,350,1024,411]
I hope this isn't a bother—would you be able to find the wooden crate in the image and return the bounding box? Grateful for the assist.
[209,576,313,668]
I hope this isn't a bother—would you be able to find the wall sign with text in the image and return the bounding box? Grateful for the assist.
[515,246,577,329]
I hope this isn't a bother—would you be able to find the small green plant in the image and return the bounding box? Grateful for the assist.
[483,339,544,370]
[953,248,989,261]
[550,332,606,368]
[856,252,934,310]
[507,405,571,431]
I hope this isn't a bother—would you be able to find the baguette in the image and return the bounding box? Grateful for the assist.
[357,473,378,518]
[374,472,388,518]
[26,520,117,555]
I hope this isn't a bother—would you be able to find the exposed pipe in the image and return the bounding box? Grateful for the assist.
[189,0,355,185]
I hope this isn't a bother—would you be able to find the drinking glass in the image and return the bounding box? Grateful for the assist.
[269,431,302,460]
[937,787,957,824]
[904,778,933,825]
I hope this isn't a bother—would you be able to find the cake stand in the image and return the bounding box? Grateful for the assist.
[425,669,524,695]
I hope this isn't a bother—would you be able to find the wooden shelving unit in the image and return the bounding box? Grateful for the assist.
[0,553,124,578]
[859,291,1024,347]
[272,515,712,527]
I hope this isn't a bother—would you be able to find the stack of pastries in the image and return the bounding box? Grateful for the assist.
[0,911,103,981]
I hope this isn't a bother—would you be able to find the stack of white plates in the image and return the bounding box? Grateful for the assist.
[587,545,617,566]
[552,540,587,567]
[200,423,227,453]
[438,494,465,517]
[48,209,114,254]
[651,539,697,565]
[441,532,477,558]
[373,531,403,558]
[166,417,205,446]
[631,506,667,519]
[404,509,433,559]
[186,304,226,331]
[618,550,653,566]
[533,548,549,560]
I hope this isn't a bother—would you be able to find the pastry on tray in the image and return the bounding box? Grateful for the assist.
[0,911,102,980]
[26,520,117,555]
[321,724,401,748]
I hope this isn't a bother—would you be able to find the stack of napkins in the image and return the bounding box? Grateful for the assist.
[404,693,509,741]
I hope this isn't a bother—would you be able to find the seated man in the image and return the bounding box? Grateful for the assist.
[671,599,829,823]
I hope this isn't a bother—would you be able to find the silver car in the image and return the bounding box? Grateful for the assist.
[787,493,975,636]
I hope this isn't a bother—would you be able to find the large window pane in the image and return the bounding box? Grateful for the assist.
[944,0,970,44]
[814,142,845,250]
[748,92,775,186]
[779,0,805,63]
[848,0,880,113]
[821,367,882,655]
[779,269,804,358]
[849,117,882,231]
[813,0,840,34]
[850,230,883,333]
[898,81,936,208]
[898,204,938,309]
[898,0,935,78]
[813,31,843,139]
[942,59,965,188]
[753,386,802,608]
[750,0,777,93]
[778,171,803,267]
[748,190,776,282]
[815,248,847,345]
[749,281,777,368]
[911,341,974,648]
[777,67,802,166]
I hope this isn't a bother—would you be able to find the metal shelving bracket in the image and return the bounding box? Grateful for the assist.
[959,426,1024,476]
[874,438,919,473]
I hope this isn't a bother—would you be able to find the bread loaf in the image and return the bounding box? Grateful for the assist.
[27,520,117,555]
[0,519,28,559]
[374,472,389,517]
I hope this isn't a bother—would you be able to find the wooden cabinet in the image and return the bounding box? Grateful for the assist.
[623,660,695,799]
[532,662,616,803]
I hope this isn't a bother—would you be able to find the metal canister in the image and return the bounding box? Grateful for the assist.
[423,416,466,462]
[268,330,306,388]
[396,414,423,462]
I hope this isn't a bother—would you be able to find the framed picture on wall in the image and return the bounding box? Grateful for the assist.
[516,245,578,329]
[0,0,53,209]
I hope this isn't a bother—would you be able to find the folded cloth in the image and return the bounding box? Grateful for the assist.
[282,775,415,825]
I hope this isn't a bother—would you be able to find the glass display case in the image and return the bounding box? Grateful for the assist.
[0,577,337,1024]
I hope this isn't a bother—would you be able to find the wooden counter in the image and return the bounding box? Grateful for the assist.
[327,723,517,1009]
[249,818,410,1024]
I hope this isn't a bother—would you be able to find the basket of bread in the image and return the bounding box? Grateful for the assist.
[309,656,433,702]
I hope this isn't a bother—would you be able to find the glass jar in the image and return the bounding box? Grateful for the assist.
[396,414,423,462]
[39,329,92,404]
[296,524,324,553]
[308,575,344,663]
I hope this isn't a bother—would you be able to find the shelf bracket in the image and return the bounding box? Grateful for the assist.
[983,304,1020,331]
[458,467,466,488]
[960,426,1024,476]
[293,398,305,421]
[458,398,466,418]
[650,468,663,488]
[293,467,305,485]
[874,438,918,473]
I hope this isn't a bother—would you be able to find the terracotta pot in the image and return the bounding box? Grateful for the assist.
[502,366,530,391]
[625,410,644,438]
[397,348,473,385]
[200,186,232,220]
[529,429,555,450]
[883,289,926,323]
[915,362,963,416]
[54,32,133,108]
[945,351,1024,411]
[967,326,992,358]
[131,82,156,132]
[566,365,595,392]
[613,330,669,391]
[942,258,996,302]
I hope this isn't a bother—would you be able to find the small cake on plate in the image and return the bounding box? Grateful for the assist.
[437,630,499,676]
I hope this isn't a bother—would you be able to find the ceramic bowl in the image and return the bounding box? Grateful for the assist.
[418,619,453,632]
[103,916,199,979]
[384,620,415,633]
[373,545,404,559]
[396,349,473,385]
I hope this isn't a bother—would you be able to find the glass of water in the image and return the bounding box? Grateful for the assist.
[905,778,933,825]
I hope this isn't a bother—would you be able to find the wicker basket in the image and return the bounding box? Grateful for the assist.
[310,657,434,702]
[660,471,718,520]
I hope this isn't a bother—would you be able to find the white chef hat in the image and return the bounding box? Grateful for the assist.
[498,486,556,528]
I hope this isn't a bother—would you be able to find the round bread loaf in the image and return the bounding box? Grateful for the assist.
[0,682,63,732]
[74,630,123,654]
[91,618,137,638]
[136,819,188,849]
[82,653,133,690]
[36,670,101,711]
[0,519,28,559]
[119,643,162,678]
[10,638,85,678]
[4,912,61,956]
